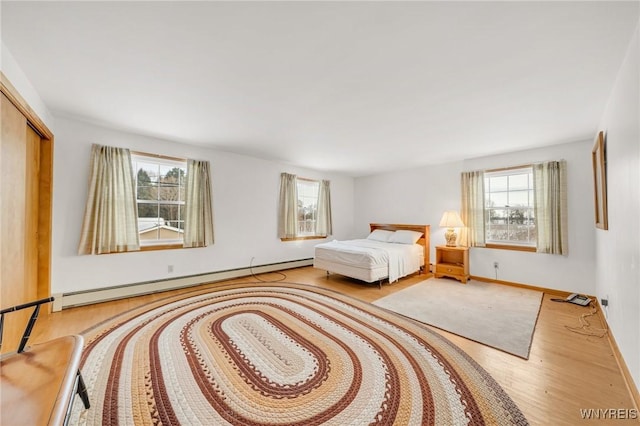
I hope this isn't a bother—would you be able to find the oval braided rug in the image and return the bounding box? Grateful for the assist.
[70,283,528,425]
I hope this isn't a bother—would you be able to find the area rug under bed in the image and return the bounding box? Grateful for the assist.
[70,282,528,425]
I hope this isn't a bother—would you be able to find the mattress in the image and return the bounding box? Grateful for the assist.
[314,239,424,283]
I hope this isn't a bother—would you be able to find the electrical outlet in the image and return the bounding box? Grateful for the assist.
[168,265,174,273]
[493,261,499,269]
[601,294,609,319]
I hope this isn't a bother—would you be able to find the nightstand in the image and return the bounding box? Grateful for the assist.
[434,245,470,283]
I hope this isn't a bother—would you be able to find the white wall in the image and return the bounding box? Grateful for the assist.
[462,140,595,293]
[51,117,354,294]
[596,19,640,391]
[354,161,465,266]
[0,42,55,129]
[354,139,596,294]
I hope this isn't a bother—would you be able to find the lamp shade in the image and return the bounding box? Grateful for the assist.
[439,210,464,228]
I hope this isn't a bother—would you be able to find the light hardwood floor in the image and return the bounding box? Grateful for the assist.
[30,266,638,425]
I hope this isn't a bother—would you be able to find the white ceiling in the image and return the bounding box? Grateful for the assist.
[2,1,638,176]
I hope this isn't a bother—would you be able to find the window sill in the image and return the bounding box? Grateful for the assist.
[280,236,328,242]
[485,243,536,253]
[139,243,184,252]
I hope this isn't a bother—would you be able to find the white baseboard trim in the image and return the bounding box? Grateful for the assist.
[57,258,313,311]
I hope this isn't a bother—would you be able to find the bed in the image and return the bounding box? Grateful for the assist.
[314,223,430,288]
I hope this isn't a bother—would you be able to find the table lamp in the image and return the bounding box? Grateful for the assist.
[439,210,464,247]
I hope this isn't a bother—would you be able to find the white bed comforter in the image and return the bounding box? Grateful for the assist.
[314,239,421,283]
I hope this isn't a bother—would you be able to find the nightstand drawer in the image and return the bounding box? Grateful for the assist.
[436,264,464,275]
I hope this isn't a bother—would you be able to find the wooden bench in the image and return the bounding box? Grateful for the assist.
[0,298,90,426]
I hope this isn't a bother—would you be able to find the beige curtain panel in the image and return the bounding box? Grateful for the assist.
[534,160,568,255]
[315,179,333,237]
[78,144,140,255]
[278,173,298,239]
[183,159,214,248]
[460,170,486,247]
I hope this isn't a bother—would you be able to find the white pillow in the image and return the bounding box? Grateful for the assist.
[366,229,395,242]
[389,230,423,245]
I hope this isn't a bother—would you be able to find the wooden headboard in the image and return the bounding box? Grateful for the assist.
[369,223,431,271]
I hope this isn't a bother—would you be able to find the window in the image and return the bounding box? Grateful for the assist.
[131,153,187,246]
[79,145,213,254]
[278,173,332,240]
[484,167,535,247]
[296,178,320,236]
[462,161,566,254]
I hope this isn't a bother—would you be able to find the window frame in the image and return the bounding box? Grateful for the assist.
[484,165,536,252]
[131,151,188,250]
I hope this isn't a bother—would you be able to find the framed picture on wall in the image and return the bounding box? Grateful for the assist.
[591,131,608,230]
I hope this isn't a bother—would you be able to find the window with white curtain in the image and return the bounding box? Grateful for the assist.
[278,173,332,240]
[462,161,567,255]
[80,146,213,254]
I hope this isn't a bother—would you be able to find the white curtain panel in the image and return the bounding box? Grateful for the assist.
[78,144,140,254]
[460,170,486,248]
[315,179,333,237]
[533,160,568,255]
[183,159,214,248]
[278,173,298,239]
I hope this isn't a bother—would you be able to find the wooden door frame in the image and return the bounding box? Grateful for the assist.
[1,72,54,304]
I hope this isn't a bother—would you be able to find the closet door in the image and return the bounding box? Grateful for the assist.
[1,92,42,352]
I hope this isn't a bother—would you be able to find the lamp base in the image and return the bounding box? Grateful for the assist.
[444,228,458,247]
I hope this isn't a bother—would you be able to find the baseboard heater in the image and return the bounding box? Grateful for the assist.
[54,258,313,311]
